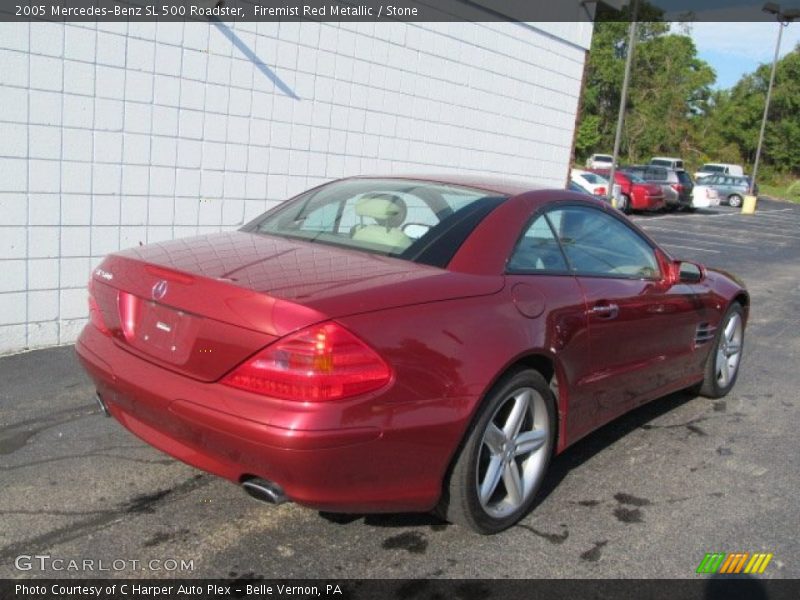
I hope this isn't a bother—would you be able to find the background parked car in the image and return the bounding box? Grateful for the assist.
[568,180,592,195]
[696,174,756,207]
[567,181,612,205]
[570,168,610,196]
[590,169,665,214]
[649,156,685,170]
[585,153,615,170]
[621,165,694,211]
[693,163,744,180]
[691,184,721,209]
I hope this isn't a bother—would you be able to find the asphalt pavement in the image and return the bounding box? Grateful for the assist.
[1,198,798,579]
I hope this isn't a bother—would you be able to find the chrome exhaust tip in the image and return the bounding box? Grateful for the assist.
[95,392,111,417]
[242,478,287,505]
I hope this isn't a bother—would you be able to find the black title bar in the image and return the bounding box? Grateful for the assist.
[2,579,800,600]
[2,0,797,22]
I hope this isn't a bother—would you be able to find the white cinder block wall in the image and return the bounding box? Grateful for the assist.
[0,20,591,354]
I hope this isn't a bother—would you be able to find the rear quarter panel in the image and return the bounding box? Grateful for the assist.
[336,276,590,495]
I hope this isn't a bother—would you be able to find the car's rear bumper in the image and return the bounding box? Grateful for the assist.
[692,193,720,208]
[662,191,692,208]
[76,325,459,513]
[633,194,665,211]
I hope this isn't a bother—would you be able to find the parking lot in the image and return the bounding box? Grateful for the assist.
[1,198,798,579]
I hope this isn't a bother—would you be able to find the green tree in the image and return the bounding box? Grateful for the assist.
[578,8,671,161]
[576,5,715,166]
[625,34,715,162]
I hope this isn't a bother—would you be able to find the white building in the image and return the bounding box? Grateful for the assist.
[0,18,593,354]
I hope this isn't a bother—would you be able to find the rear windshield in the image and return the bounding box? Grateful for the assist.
[581,172,607,184]
[702,164,726,173]
[651,159,683,169]
[593,155,613,162]
[250,178,506,262]
[569,181,591,194]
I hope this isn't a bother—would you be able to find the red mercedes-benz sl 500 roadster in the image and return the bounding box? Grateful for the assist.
[77,175,747,533]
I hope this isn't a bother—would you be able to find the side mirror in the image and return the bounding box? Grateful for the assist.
[671,260,705,284]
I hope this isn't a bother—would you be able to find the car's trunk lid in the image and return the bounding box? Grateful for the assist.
[93,231,503,381]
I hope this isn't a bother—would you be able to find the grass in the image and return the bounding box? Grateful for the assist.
[759,179,800,203]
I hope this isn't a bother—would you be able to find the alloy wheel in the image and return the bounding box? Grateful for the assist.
[476,387,549,518]
[715,312,743,388]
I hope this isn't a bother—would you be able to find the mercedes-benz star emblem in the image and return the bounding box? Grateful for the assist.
[152,280,168,301]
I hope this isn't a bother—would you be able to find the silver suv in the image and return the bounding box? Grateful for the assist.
[696,174,756,208]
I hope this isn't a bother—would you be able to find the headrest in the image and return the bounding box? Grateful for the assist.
[355,194,406,224]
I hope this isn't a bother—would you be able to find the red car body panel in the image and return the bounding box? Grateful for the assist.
[630,182,666,211]
[76,179,748,513]
[589,170,665,211]
[113,232,504,328]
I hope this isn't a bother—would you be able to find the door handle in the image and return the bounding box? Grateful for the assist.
[590,303,619,319]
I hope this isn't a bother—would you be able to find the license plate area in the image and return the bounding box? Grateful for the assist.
[123,295,201,365]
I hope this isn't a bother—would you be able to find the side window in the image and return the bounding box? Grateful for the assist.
[646,167,665,181]
[301,202,339,233]
[395,193,440,241]
[301,197,359,234]
[549,207,660,279]
[508,214,568,273]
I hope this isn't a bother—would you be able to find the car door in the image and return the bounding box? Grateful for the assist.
[545,204,701,425]
[504,212,594,444]
[715,176,731,199]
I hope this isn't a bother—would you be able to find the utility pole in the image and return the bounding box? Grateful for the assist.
[607,0,639,208]
[750,3,799,195]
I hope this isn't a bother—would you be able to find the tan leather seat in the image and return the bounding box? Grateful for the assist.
[351,194,412,250]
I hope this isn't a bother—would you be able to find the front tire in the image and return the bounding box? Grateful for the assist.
[439,369,556,534]
[698,303,744,398]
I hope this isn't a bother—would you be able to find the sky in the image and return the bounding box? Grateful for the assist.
[683,22,800,89]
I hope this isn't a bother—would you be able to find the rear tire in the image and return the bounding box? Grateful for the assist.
[438,369,556,534]
[618,194,632,214]
[698,303,744,398]
[728,194,743,208]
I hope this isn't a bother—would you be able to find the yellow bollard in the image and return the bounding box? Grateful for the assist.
[741,194,758,215]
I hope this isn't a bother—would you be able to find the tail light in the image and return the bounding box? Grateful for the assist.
[87,278,111,335]
[117,290,139,342]
[222,322,392,402]
[671,184,684,192]
[595,187,606,196]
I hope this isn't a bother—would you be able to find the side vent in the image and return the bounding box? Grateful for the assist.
[695,323,717,347]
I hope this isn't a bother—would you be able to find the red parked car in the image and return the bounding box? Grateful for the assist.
[77,176,748,533]
[591,169,665,214]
